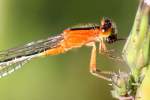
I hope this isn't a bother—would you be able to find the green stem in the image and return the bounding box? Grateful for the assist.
[111,0,150,99]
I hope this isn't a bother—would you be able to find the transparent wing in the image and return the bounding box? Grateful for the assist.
[0,56,31,77]
[0,34,63,77]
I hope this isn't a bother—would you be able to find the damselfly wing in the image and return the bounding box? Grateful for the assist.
[0,34,63,77]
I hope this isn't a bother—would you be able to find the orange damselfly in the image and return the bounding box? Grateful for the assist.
[0,17,124,80]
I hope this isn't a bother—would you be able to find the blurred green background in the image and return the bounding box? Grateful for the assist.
[0,0,138,100]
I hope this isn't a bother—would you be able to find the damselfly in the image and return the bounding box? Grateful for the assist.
[0,17,124,80]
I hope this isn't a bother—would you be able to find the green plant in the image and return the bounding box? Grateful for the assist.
[110,0,150,99]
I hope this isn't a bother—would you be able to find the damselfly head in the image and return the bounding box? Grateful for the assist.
[105,28,118,43]
[101,17,112,32]
[100,17,118,43]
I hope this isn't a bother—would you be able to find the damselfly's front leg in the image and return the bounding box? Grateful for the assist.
[99,40,122,61]
[87,42,113,81]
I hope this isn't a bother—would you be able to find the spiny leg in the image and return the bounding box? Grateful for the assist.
[89,42,112,81]
[99,38,115,55]
[99,39,108,53]
[99,39,122,61]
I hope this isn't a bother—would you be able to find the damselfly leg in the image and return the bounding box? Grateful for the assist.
[88,42,113,81]
[99,39,123,62]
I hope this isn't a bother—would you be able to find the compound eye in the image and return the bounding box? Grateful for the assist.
[101,18,112,32]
